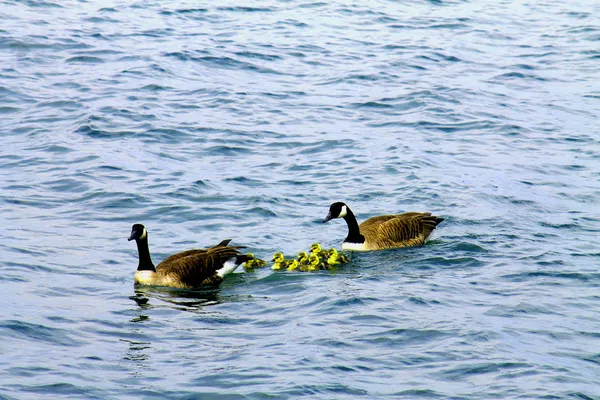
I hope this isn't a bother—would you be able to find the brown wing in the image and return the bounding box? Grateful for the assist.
[157,239,237,266]
[360,213,444,250]
[360,212,428,228]
[159,249,208,266]
[156,246,245,287]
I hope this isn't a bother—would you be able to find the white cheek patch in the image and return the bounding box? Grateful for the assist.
[339,205,347,218]
[140,228,147,240]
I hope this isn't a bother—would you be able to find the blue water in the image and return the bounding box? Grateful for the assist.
[1,0,599,398]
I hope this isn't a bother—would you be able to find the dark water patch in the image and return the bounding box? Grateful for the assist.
[348,314,390,324]
[501,271,596,283]
[36,100,82,110]
[241,206,277,218]
[65,56,105,64]
[451,242,489,253]
[171,8,209,15]
[359,328,450,346]
[0,320,82,347]
[23,0,62,8]
[9,383,104,398]
[485,302,564,318]
[164,52,282,74]
[139,84,171,92]
[0,105,20,114]
[84,16,120,23]
[75,124,137,139]
[393,389,444,398]
[569,393,598,400]
[352,101,395,109]
[5,261,54,273]
[493,72,548,81]
[216,6,275,12]
[204,145,253,155]
[439,362,532,381]
[235,51,283,61]
[417,256,484,268]
[43,178,89,193]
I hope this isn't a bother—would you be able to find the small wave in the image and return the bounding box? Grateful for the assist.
[216,6,274,12]
[24,0,62,8]
[439,362,532,380]
[359,328,450,346]
[0,320,81,347]
[501,271,597,282]
[0,106,20,114]
[65,56,105,64]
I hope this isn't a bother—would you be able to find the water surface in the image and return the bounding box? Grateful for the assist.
[1,0,599,399]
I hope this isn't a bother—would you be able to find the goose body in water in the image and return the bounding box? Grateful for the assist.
[323,202,444,251]
[128,224,250,289]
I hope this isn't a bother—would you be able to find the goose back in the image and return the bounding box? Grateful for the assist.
[155,245,247,288]
[359,212,443,250]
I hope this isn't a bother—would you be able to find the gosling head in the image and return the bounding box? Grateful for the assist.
[272,252,284,263]
[323,202,348,223]
[246,253,256,260]
[308,254,320,265]
[297,252,309,262]
[310,243,322,254]
[128,224,147,241]
[327,248,338,257]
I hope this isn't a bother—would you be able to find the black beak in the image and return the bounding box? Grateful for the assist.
[323,213,333,223]
[128,231,136,241]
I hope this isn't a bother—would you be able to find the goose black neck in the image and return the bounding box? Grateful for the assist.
[343,208,365,243]
[135,237,155,271]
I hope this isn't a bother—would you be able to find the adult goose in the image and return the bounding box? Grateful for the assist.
[323,202,444,251]
[128,223,251,289]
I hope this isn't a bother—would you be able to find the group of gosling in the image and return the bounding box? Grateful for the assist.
[269,243,350,272]
[129,201,444,290]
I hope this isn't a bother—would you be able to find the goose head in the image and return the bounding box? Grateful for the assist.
[128,224,147,241]
[323,202,348,223]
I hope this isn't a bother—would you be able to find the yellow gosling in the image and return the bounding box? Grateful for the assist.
[272,252,290,270]
[307,254,325,271]
[287,259,299,271]
[310,243,328,259]
[244,253,266,269]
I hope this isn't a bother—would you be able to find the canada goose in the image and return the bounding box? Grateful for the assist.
[326,248,350,266]
[309,243,328,259]
[323,202,444,251]
[128,224,250,289]
[244,253,266,269]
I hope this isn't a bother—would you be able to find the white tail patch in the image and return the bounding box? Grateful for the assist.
[216,258,240,278]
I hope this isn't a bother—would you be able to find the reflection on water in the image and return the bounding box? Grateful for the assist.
[130,286,223,312]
